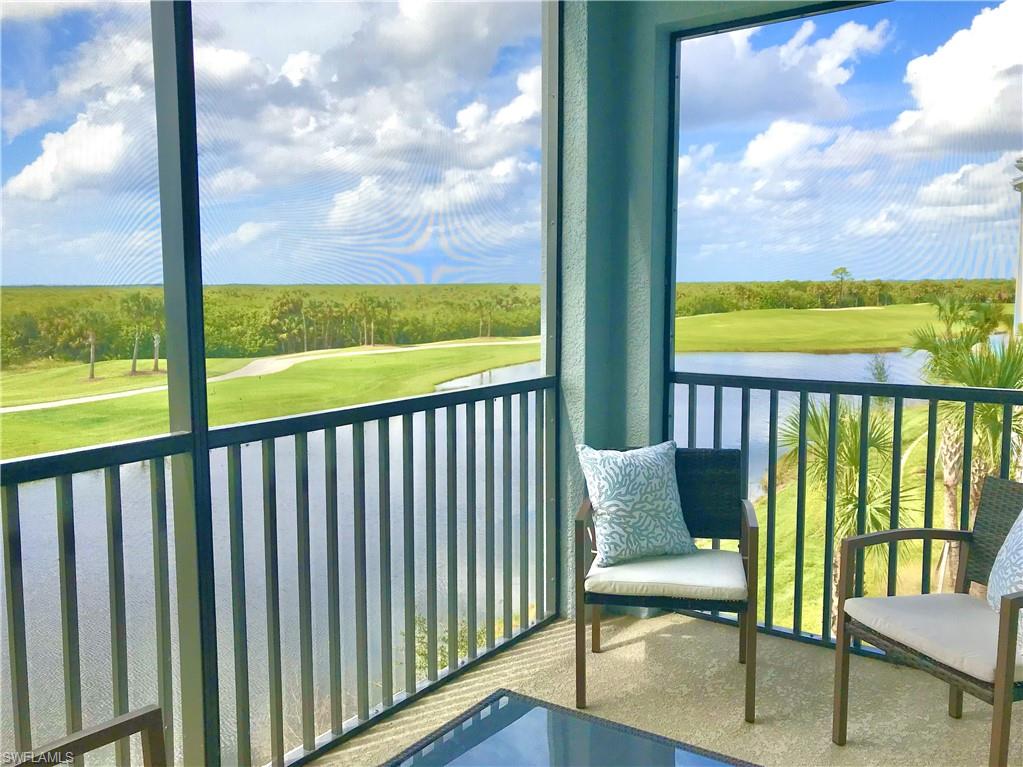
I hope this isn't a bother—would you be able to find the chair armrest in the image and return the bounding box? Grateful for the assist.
[837,528,972,604]
[576,497,593,523]
[740,499,758,533]
[740,499,758,601]
[575,498,594,604]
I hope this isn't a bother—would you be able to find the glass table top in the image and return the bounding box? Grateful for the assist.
[384,690,753,767]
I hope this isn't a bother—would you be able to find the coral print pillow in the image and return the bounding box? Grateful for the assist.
[576,441,697,567]
[987,503,1023,644]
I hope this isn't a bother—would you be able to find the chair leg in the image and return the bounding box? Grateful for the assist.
[575,601,586,709]
[592,604,601,653]
[744,609,757,723]
[990,677,1013,767]
[832,614,851,745]
[738,610,747,665]
[948,685,963,719]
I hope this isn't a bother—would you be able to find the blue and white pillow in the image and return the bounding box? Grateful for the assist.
[986,504,1023,644]
[576,440,697,567]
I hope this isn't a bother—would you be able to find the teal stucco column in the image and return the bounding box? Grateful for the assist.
[556,0,857,615]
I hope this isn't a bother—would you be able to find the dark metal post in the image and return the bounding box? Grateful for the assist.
[150,2,219,762]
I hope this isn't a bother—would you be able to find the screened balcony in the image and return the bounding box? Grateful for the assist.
[2,1,1022,766]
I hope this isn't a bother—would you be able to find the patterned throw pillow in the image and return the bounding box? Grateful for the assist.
[986,504,1023,643]
[576,441,697,567]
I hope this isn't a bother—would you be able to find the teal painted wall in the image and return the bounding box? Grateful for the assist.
[557,1,861,614]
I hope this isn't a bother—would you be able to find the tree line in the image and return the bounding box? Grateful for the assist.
[675,277,1014,317]
[2,277,1015,371]
[1,285,541,371]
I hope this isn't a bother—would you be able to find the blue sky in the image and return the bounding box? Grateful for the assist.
[1,1,542,286]
[1,1,1019,287]
[676,0,1022,282]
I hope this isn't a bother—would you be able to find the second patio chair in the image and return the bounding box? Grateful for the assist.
[833,475,1023,767]
[574,447,758,722]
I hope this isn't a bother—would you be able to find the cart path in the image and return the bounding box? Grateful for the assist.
[1,338,539,414]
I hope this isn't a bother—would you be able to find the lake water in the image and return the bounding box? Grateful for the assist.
[0,348,927,762]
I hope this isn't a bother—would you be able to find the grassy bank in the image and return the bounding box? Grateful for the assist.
[1,357,251,407]
[675,304,970,353]
[0,342,540,458]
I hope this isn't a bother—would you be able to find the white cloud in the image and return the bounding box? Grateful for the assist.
[679,18,889,127]
[5,117,128,201]
[913,152,1019,222]
[742,120,832,169]
[280,51,321,86]
[846,205,901,237]
[210,221,280,252]
[891,0,1022,153]
[0,1,117,21]
[4,1,546,284]
[494,66,541,126]
[207,167,261,197]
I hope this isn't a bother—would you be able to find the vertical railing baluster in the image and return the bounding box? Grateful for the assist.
[710,386,728,552]
[55,474,82,757]
[1,484,30,753]
[888,398,903,597]
[534,391,545,620]
[104,466,129,766]
[764,390,778,630]
[519,394,530,630]
[445,406,458,673]
[353,423,370,719]
[712,385,723,449]
[401,415,417,695]
[687,383,697,447]
[922,401,938,594]
[1000,404,1013,479]
[961,402,974,534]
[466,402,478,660]
[378,419,394,705]
[262,439,284,767]
[793,392,808,636]
[855,395,871,598]
[149,459,173,763]
[740,387,751,494]
[324,427,343,731]
[502,394,513,638]
[485,398,496,648]
[425,409,438,680]
[226,446,250,765]
[544,387,557,617]
[822,393,839,643]
[294,433,314,751]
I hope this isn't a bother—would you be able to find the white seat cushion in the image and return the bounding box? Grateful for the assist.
[845,593,1023,683]
[584,549,747,601]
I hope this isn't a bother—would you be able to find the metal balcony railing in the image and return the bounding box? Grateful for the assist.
[1,376,558,766]
[672,371,1023,647]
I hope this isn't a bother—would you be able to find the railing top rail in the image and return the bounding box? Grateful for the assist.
[672,370,1023,406]
[0,432,191,487]
[0,377,556,485]
[206,375,557,449]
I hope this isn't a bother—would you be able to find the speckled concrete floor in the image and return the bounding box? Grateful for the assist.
[312,613,1022,767]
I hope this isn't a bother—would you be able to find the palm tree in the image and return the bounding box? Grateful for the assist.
[781,397,904,631]
[911,311,1023,589]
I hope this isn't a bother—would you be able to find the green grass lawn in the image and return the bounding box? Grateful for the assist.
[675,304,979,353]
[0,342,540,458]
[0,358,251,407]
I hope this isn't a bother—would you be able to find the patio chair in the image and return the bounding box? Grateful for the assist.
[16,705,166,765]
[833,475,1023,767]
[574,447,758,722]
